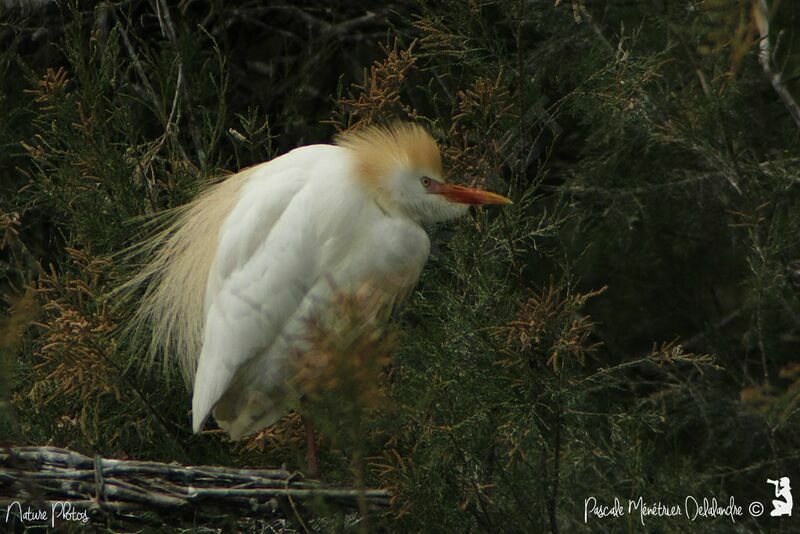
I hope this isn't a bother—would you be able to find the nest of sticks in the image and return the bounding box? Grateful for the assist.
[1,446,389,527]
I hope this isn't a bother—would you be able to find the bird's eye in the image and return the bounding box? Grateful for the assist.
[421,176,431,187]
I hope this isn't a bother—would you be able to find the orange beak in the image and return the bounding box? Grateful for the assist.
[429,182,513,205]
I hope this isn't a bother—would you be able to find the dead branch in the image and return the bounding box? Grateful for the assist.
[755,0,800,130]
[1,446,389,526]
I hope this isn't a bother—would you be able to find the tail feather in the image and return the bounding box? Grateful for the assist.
[113,167,258,384]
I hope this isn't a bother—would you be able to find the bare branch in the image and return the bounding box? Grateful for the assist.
[1,446,389,526]
[755,0,800,130]
[154,0,207,166]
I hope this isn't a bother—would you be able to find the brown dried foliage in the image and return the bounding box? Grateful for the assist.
[495,283,607,373]
[413,12,472,58]
[444,73,514,187]
[740,362,800,428]
[647,340,715,369]
[331,40,420,131]
[0,209,21,250]
[23,66,70,108]
[241,292,396,455]
[694,0,761,77]
[1,288,39,352]
[19,67,70,161]
[242,411,304,455]
[330,37,514,193]
[369,446,413,517]
[291,291,395,411]
[28,248,120,408]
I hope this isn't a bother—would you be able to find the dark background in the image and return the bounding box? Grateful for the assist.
[1,1,799,531]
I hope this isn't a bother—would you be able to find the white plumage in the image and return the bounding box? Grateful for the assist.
[126,123,511,440]
[193,144,431,437]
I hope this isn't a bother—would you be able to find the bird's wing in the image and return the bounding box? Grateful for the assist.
[209,214,431,438]
[203,147,331,310]
[191,147,332,432]
[191,159,429,433]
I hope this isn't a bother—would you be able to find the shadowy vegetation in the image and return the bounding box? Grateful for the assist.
[1,0,799,531]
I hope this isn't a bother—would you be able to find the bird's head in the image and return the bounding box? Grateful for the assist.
[336,123,512,224]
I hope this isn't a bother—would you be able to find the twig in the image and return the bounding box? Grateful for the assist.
[1,446,389,526]
[257,6,389,38]
[755,0,800,130]
[681,308,742,351]
[111,7,160,112]
[155,0,207,166]
[82,336,188,458]
[575,4,614,55]
[110,2,189,166]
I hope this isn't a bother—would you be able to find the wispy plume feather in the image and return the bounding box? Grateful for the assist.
[113,167,258,384]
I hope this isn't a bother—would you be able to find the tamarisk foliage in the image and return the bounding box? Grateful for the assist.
[1,1,799,531]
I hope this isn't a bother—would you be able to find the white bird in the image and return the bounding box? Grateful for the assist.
[128,122,511,461]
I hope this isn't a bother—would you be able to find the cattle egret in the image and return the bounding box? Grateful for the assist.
[129,122,511,470]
